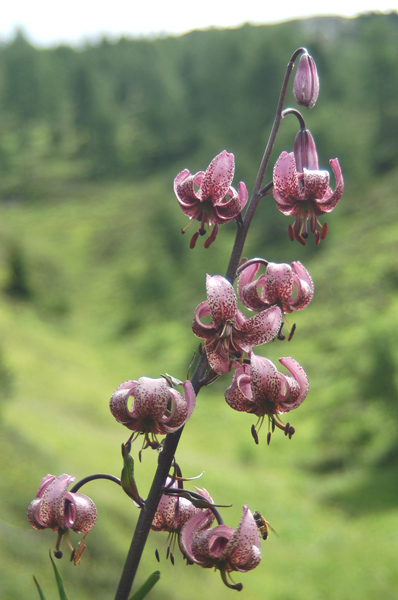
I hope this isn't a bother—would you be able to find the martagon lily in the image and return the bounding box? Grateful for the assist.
[273,128,344,244]
[225,352,309,441]
[237,259,314,314]
[192,274,282,374]
[179,504,261,591]
[110,377,195,448]
[174,150,248,248]
[27,474,97,561]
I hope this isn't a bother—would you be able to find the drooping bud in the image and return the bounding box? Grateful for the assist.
[293,52,319,109]
[293,128,319,172]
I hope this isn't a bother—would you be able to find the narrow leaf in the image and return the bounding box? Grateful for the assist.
[128,571,161,600]
[49,551,69,600]
[33,575,47,600]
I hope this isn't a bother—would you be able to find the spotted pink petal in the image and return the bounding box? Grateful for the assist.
[38,474,75,531]
[206,274,238,328]
[225,365,254,412]
[273,152,302,210]
[199,150,235,203]
[250,354,281,405]
[314,158,344,213]
[236,305,282,350]
[192,301,217,339]
[302,168,330,200]
[63,491,97,533]
[225,506,261,570]
[278,357,309,410]
[263,262,294,305]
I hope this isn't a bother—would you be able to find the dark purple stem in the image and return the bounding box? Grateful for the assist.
[70,473,121,493]
[114,47,307,600]
[225,47,307,283]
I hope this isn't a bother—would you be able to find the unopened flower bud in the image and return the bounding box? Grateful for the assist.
[293,128,319,172]
[293,52,319,109]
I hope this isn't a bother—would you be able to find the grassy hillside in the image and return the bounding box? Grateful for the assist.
[1,157,398,599]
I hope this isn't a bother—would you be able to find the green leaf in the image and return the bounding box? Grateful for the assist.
[128,571,161,600]
[33,575,47,600]
[49,551,69,600]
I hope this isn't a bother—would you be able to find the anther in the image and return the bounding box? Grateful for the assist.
[155,548,160,562]
[251,424,259,445]
[190,231,199,249]
[288,323,296,341]
[267,431,272,445]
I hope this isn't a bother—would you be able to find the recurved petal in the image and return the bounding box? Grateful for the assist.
[212,185,247,223]
[179,510,215,564]
[273,152,303,205]
[192,301,217,339]
[250,354,281,405]
[314,158,344,213]
[174,169,200,206]
[39,474,76,530]
[302,168,330,200]
[278,357,309,410]
[161,381,195,432]
[206,274,237,328]
[237,262,267,311]
[226,506,261,570]
[133,377,170,420]
[225,366,254,412]
[199,151,235,203]
[109,380,138,424]
[63,491,97,533]
[264,262,294,304]
[290,261,314,310]
[236,305,282,350]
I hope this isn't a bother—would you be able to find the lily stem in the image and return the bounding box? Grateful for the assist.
[114,46,306,600]
[225,47,306,283]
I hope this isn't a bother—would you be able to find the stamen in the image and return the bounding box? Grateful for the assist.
[204,224,218,248]
[190,231,199,249]
[320,222,328,239]
[288,224,295,241]
[288,323,296,341]
[251,424,259,445]
[267,431,271,445]
[295,232,306,246]
[155,548,160,562]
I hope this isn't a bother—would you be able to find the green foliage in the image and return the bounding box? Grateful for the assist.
[0,13,398,192]
[129,571,160,600]
[0,13,397,600]
[33,552,70,600]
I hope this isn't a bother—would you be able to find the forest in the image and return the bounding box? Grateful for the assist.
[1,11,398,600]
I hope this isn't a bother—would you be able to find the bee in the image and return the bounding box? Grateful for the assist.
[253,511,276,541]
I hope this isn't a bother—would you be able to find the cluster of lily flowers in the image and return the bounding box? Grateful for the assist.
[27,50,344,593]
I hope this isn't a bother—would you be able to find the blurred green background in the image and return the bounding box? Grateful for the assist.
[1,12,398,600]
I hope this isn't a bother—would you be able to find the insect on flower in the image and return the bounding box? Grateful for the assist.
[253,511,277,540]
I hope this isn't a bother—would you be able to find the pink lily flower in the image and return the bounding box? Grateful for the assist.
[192,274,282,374]
[110,377,195,447]
[237,260,314,314]
[179,505,261,591]
[27,474,97,560]
[152,479,215,534]
[174,150,248,248]
[273,130,344,244]
[225,353,309,440]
